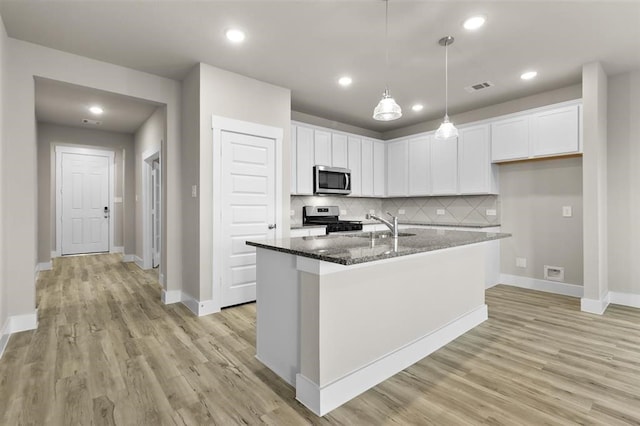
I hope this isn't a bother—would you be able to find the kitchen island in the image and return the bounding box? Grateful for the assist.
[246,228,510,416]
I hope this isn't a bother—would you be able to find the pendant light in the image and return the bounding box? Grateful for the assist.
[373,0,402,121]
[434,36,458,140]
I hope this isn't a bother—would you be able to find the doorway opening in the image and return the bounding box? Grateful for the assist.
[142,149,162,276]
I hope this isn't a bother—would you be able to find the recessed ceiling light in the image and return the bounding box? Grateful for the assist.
[412,104,424,112]
[520,71,538,80]
[89,106,103,115]
[463,16,486,30]
[225,29,245,43]
[338,76,352,87]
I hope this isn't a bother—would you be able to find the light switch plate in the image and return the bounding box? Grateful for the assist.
[516,257,527,268]
[486,209,497,216]
[369,209,375,214]
[290,210,295,216]
[436,209,446,216]
[562,206,572,217]
[191,185,197,198]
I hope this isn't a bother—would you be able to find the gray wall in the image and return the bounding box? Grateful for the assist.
[500,157,584,285]
[607,70,640,295]
[181,62,291,303]
[0,16,7,330]
[37,123,135,262]
[134,106,166,272]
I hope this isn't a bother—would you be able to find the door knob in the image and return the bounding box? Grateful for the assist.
[268,224,276,230]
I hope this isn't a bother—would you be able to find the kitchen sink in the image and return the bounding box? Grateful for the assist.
[350,231,416,239]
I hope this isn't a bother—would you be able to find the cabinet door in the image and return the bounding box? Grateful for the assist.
[386,139,408,196]
[373,140,386,197]
[408,136,430,195]
[347,136,362,196]
[332,133,348,168]
[458,124,496,194]
[361,139,374,196]
[530,105,580,157]
[296,126,314,195]
[491,116,529,162]
[314,130,332,166]
[290,124,297,194]
[430,137,458,195]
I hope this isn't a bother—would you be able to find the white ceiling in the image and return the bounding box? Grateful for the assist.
[3,1,640,133]
[35,77,161,133]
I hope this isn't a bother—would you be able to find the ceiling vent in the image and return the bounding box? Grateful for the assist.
[464,81,495,93]
[82,118,102,126]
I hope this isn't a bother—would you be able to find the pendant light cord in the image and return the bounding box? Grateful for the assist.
[444,40,449,117]
[384,0,389,91]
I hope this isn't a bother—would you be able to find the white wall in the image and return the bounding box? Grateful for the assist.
[607,70,640,296]
[0,16,8,334]
[134,107,165,275]
[37,123,135,261]
[500,157,584,285]
[181,63,291,306]
[2,38,182,320]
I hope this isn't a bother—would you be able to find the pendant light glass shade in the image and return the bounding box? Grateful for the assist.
[435,36,458,140]
[373,89,402,121]
[373,0,402,121]
[435,114,458,140]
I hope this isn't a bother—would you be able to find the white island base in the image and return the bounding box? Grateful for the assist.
[255,243,488,416]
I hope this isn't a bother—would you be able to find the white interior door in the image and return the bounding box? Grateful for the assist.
[221,130,276,307]
[151,160,161,268]
[61,152,110,255]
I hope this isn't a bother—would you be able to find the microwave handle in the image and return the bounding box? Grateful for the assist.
[344,173,350,190]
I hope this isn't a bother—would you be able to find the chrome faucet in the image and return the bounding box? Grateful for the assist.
[365,212,399,238]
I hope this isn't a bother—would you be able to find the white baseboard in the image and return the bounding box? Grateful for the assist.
[134,256,145,269]
[36,262,52,272]
[499,274,583,298]
[581,292,610,315]
[159,273,165,286]
[295,304,488,416]
[162,289,182,305]
[0,310,38,360]
[609,291,640,309]
[181,292,220,317]
[111,246,124,254]
[122,254,136,263]
[51,250,59,259]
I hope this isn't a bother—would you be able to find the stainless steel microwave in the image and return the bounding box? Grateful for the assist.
[313,165,351,195]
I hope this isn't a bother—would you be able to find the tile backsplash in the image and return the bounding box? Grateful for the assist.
[290,195,500,226]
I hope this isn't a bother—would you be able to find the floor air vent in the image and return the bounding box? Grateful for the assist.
[465,81,495,93]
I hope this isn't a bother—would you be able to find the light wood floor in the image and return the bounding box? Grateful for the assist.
[2,254,640,425]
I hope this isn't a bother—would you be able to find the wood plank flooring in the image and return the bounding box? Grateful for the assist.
[1,253,640,424]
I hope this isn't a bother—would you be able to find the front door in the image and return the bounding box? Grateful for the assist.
[221,130,276,307]
[61,151,110,255]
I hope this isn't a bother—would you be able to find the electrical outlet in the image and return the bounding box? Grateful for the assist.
[191,185,197,198]
[290,210,295,216]
[562,206,572,217]
[486,209,497,216]
[340,209,347,215]
[516,257,527,268]
[398,209,406,215]
[369,209,375,214]
[436,209,446,216]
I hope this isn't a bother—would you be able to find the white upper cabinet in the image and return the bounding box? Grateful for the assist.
[458,124,497,194]
[373,140,386,197]
[295,126,314,195]
[386,139,408,197]
[408,136,431,196]
[491,116,529,162]
[491,102,581,163]
[290,124,297,194]
[347,136,362,196]
[331,133,348,168]
[430,137,458,195]
[361,139,374,196]
[530,105,580,157]
[314,129,332,166]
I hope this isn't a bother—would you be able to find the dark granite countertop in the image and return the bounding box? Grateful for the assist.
[248,227,510,266]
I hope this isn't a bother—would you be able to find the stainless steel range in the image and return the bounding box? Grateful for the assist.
[302,206,363,234]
